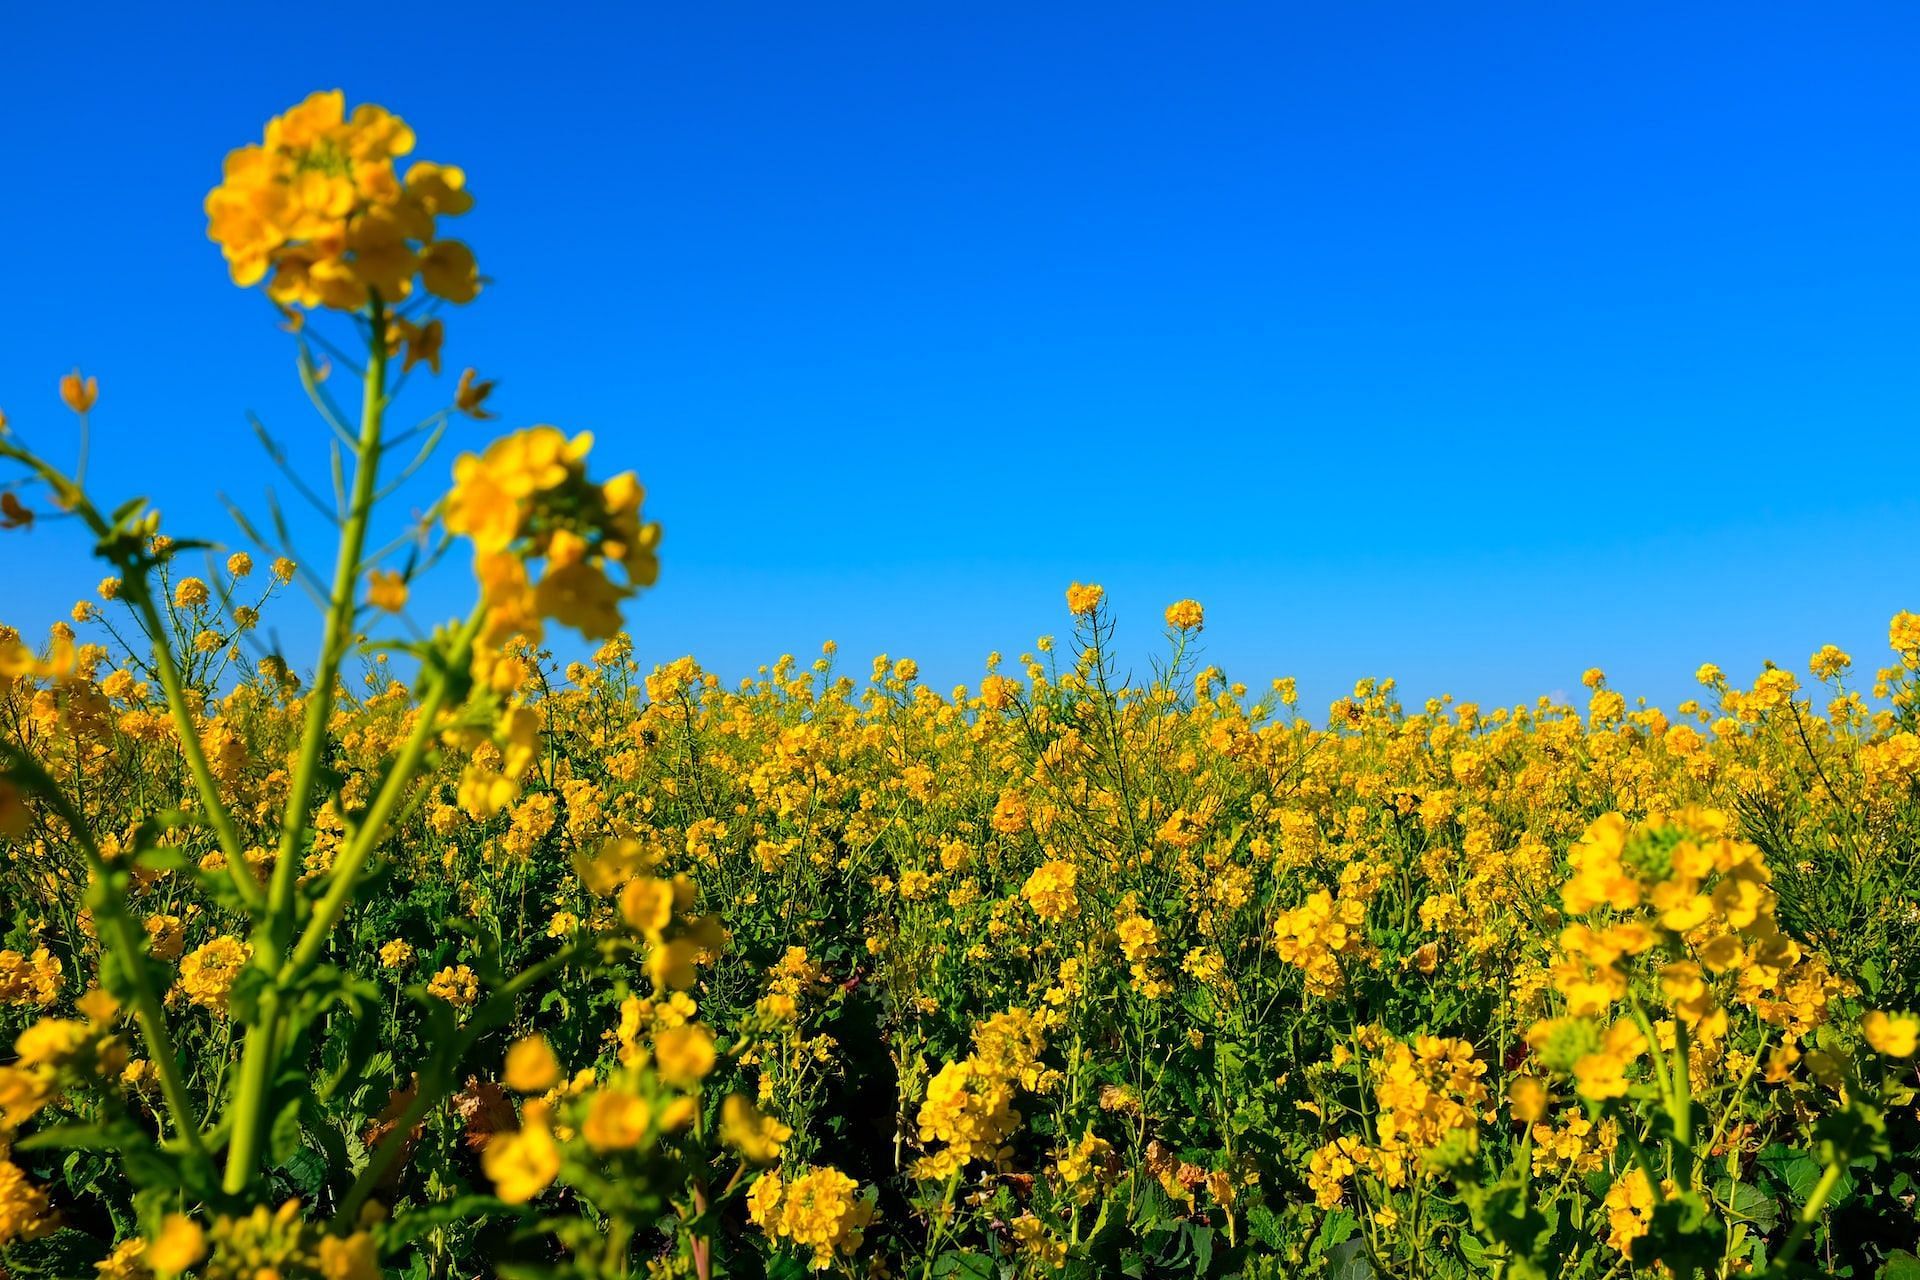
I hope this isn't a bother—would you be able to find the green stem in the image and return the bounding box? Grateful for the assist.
[1700,1031,1767,1170]
[286,608,482,982]
[123,578,262,911]
[1669,1019,1694,1189]
[266,296,390,959]
[226,300,389,1196]
[221,989,284,1193]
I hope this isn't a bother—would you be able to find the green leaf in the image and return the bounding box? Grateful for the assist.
[1756,1145,1851,1207]
[1326,1236,1374,1280]
[1184,1223,1214,1276]
[1881,1251,1920,1280]
[931,1251,996,1280]
[1714,1177,1782,1235]
[17,1122,139,1152]
[1246,1204,1285,1250]
[0,1227,110,1278]
[378,1195,525,1247]
[131,845,192,871]
[268,1094,304,1165]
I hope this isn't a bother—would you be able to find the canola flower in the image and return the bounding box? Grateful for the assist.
[746,1164,877,1270]
[206,89,478,311]
[1,84,1918,1280]
[6,571,1920,1276]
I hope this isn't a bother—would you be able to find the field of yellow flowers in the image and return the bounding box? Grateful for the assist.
[2,91,1919,1280]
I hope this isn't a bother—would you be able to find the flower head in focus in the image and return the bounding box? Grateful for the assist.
[206,90,479,312]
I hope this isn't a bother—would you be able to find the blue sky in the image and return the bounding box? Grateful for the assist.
[2,2,1917,713]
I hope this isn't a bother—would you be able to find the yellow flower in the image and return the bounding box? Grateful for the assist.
[0,1157,52,1247]
[721,1094,792,1164]
[1809,644,1852,681]
[1164,598,1204,631]
[746,1165,874,1270]
[1066,581,1104,615]
[1571,1020,1646,1102]
[582,1087,653,1151]
[420,239,480,303]
[176,936,250,1014]
[146,1214,206,1276]
[534,559,630,639]
[316,1231,381,1280]
[207,91,475,312]
[1508,1076,1548,1124]
[504,1034,562,1093]
[621,876,675,936]
[1891,611,1920,655]
[482,1102,561,1203]
[1862,1010,1918,1058]
[366,568,408,612]
[652,1023,717,1087]
[95,1238,148,1280]
[1022,858,1078,922]
[427,964,480,1008]
[0,947,63,1006]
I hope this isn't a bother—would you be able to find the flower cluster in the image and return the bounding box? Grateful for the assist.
[175,936,250,1014]
[1305,1033,1488,1209]
[1530,809,1839,1102]
[0,947,62,1007]
[1020,857,1078,923]
[151,1199,380,1280]
[481,1019,716,1206]
[746,1164,876,1270]
[206,90,478,311]
[444,428,662,692]
[10,540,1920,1277]
[912,1008,1058,1179]
[0,995,126,1246]
[1271,883,1372,996]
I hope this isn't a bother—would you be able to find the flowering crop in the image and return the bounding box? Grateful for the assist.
[2,91,1920,1280]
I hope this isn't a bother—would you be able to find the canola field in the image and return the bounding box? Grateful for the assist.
[1,92,1918,1280]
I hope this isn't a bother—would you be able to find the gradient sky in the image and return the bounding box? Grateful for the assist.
[3,2,1917,714]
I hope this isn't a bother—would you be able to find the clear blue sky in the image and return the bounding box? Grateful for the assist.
[3,3,1917,713]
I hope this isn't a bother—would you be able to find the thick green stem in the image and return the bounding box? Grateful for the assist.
[1669,1019,1694,1189]
[266,297,390,959]
[225,301,389,1196]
